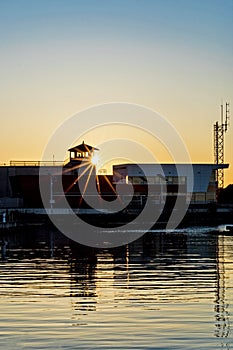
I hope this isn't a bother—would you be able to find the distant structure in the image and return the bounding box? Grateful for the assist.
[113,163,228,204]
[66,141,99,169]
[0,140,230,209]
[213,102,230,189]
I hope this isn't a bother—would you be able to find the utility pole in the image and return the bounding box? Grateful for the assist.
[213,102,230,189]
[50,175,55,210]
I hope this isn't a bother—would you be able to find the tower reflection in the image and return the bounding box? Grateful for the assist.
[1,226,232,348]
[215,234,232,341]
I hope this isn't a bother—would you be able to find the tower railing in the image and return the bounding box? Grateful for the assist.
[9,160,64,166]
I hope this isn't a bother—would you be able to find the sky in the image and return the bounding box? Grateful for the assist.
[0,0,233,185]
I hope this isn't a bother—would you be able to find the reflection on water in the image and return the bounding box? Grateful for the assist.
[0,226,232,349]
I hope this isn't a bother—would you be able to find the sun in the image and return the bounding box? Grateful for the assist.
[91,154,99,165]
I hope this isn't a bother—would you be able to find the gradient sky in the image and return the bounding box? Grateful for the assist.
[0,0,232,185]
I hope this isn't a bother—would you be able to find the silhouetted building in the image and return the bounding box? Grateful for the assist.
[0,142,230,209]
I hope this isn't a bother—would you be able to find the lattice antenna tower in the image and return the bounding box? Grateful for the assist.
[213,102,230,189]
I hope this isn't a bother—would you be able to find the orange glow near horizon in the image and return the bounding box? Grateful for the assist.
[0,1,232,186]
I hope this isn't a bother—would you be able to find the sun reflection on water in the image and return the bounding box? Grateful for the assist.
[0,229,232,349]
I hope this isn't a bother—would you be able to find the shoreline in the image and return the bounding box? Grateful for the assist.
[0,205,233,233]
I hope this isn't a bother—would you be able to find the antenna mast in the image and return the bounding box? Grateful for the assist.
[213,102,230,189]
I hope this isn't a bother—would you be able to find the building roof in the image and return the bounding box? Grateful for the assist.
[113,163,229,193]
[68,141,99,152]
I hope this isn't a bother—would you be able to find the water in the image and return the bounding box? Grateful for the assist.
[0,227,232,349]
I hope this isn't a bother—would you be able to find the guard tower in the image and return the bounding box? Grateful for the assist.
[213,103,230,189]
[63,141,99,177]
[68,141,98,164]
[62,141,100,207]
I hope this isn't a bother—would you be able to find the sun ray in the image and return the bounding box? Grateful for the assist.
[96,174,101,194]
[102,174,123,204]
[103,175,118,196]
[64,163,93,194]
[78,164,95,207]
[62,160,91,175]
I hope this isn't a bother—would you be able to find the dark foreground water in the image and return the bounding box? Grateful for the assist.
[0,226,232,350]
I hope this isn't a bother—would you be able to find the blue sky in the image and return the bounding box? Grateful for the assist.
[0,0,232,183]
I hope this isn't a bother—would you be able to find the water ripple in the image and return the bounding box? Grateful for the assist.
[0,228,232,349]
